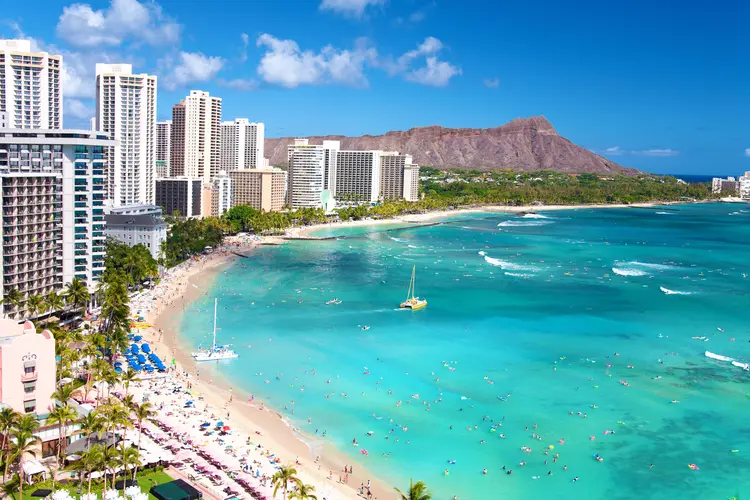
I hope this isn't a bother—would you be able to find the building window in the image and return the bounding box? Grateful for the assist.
[23,400,36,413]
[23,381,35,393]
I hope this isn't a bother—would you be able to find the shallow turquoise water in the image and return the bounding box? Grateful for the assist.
[180,203,750,500]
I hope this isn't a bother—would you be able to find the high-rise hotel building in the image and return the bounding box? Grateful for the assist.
[0,128,113,318]
[379,152,420,202]
[0,40,62,130]
[287,139,339,209]
[220,119,265,171]
[155,120,171,178]
[95,63,157,206]
[182,90,222,184]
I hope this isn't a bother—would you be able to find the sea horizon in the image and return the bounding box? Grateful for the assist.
[177,202,750,499]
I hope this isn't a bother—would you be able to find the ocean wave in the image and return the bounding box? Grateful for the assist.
[612,267,648,277]
[390,237,408,243]
[624,261,679,271]
[521,213,549,219]
[407,244,419,249]
[484,255,540,272]
[660,286,693,295]
[497,220,552,227]
[504,272,535,278]
[478,251,487,256]
[655,211,673,215]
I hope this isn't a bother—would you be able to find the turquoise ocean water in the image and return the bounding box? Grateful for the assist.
[180,203,750,500]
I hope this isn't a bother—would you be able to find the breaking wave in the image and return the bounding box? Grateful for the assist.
[521,213,550,219]
[504,272,535,278]
[655,211,673,215]
[390,237,408,243]
[497,220,552,227]
[484,255,540,272]
[612,267,648,277]
[477,251,487,256]
[660,286,693,295]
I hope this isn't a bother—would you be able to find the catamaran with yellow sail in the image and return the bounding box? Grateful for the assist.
[400,265,427,310]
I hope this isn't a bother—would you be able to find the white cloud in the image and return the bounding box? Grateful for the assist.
[64,98,93,119]
[483,77,499,88]
[380,37,461,86]
[409,11,426,22]
[744,148,750,158]
[219,78,257,91]
[632,148,679,157]
[405,56,461,87]
[319,0,386,18]
[256,34,376,88]
[240,33,250,63]
[161,52,225,90]
[56,0,181,48]
[604,146,624,156]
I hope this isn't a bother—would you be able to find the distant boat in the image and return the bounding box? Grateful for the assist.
[400,265,427,310]
[192,298,238,362]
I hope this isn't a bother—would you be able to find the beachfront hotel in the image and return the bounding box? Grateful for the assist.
[0,128,113,317]
[105,211,167,261]
[155,177,202,218]
[95,63,157,207]
[228,167,286,212]
[0,40,63,130]
[287,138,339,209]
[220,118,266,171]
[335,150,382,204]
[380,152,420,202]
[181,90,222,185]
[211,170,233,216]
[156,120,172,178]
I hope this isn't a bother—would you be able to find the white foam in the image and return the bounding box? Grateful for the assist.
[484,255,540,272]
[521,213,549,219]
[390,237,407,243]
[612,267,648,277]
[660,286,693,295]
[655,211,673,215]
[497,220,552,227]
[504,272,535,278]
[625,261,679,271]
[478,251,486,256]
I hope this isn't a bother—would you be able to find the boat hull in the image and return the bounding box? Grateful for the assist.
[401,299,427,310]
[192,352,239,362]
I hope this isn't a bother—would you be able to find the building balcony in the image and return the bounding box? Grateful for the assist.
[21,371,37,382]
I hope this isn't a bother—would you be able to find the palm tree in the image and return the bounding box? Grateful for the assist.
[395,479,432,500]
[47,404,77,485]
[10,430,41,500]
[76,412,102,452]
[131,402,154,477]
[271,464,302,500]
[14,414,40,435]
[52,382,76,407]
[71,444,104,495]
[2,288,23,318]
[0,408,18,481]
[65,277,90,316]
[45,291,65,316]
[121,369,138,399]
[289,482,318,500]
[26,294,43,319]
[115,445,140,482]
[100,443,118,493]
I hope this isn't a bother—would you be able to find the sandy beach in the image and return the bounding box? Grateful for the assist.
[286,201,684,238]
[131,241,393,500]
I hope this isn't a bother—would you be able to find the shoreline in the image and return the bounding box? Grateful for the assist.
[138,247,393,499]
[285,201,690,238]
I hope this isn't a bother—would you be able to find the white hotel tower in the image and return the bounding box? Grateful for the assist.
[95,64,157,206]
[0,40,63,129]
[220,118,265,171]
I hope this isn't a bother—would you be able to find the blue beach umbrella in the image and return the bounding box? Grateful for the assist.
[134,336,142,342]
[141,344,151,353]
[137,354,146,363]
[215,421,224,427]
[114,367,122,373]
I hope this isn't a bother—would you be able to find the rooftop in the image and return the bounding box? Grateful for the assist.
[105,214,167,228]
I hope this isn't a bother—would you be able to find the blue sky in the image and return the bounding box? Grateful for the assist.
[2,0,749,175]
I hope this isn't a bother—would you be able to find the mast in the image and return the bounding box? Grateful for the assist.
[212,298,218,349]
[411,265,416,300]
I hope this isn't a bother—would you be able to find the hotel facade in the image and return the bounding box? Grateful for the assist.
[0,40,63,130]
[95,64,157,207]
[228,167,286,212]
[0,128,113,317]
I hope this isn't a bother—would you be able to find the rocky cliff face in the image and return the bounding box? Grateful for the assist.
[265,116,636,174]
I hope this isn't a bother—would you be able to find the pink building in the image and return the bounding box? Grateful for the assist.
[0,320,55,415]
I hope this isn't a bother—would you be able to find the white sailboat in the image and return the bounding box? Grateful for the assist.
[191,298,238,362]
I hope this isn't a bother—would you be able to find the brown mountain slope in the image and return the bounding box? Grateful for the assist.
[265,116,637,174]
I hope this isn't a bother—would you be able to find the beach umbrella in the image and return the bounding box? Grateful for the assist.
[134,336,142,342]
[137,355,146,363]
[222,426,230,431]
[200,422,210,427]
[130,345,139,353]
[215,421,224,427]
[114,362,122,367]
[114,367,122,374]
[141,344,151,353]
